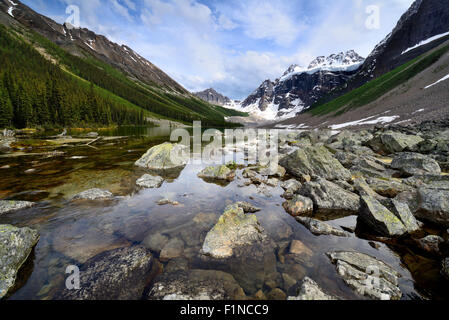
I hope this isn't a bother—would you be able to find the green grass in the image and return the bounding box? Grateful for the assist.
[309,42,449,116]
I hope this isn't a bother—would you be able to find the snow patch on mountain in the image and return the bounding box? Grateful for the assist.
[402,31,449,55]
[280,50,364,82]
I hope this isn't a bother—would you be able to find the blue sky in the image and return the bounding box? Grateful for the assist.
[23,0,414,100]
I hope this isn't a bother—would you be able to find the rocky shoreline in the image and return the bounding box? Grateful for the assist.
[0,120,448,300]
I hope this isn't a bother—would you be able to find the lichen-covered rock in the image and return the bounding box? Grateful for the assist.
[279,145,351,182]
[282,195,314,217]
[296,217,349,237]
[134,142,188,174]
[382,199,420,233]
[0,225,39,299]
[71,188,113,201]
[327,251,402,300]
[416,188,449,227]
[57,246,153,300]
[367,131,424,155]
[201,203,266,259]
[0,200,35,216]
[198,165,235,182]
[353,177,384,199]
[146,269,245,300]
[391,152,441,176]
[359,196,408,237]
[136,174,164,188]
[288,277,337,300]
[299,178,360,215]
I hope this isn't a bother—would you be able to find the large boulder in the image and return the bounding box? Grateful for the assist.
[134,142,188,175]
[198,165,235,182]
[299,178,360,216]
[358,196,408,237]
[296,217,349,237]
[0,225,39,299]
[367,131,424,155]
[0,200,35,216]
[287,277,337,300]
[279,145,351,182]
[391,153,441,176]
[146,269,245,300]
[415,188,449,227]
[57,246,153,300]
[327,251,402,300]
[201,203,266,259]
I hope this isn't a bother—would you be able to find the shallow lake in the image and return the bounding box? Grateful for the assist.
[1,126,447,300]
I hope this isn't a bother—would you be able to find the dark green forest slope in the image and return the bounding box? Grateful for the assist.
[0,25,246,129]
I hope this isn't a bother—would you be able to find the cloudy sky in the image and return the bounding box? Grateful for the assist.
[23,0,414,100]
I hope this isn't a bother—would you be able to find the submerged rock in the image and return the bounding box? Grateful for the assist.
[288,277,337,300]
[282,195,314,217]
[201,203,266,259]
[414,235,444,256]
[296,217,349,237]
[327,251,402,300]
[299,178,360,215]
[198,165,235,182]
[134,142,188,174]
[0,200,35,215]
[391,153,441,176]
[71,188,113,201]
[136,174,164,189]
[279,145,351,182]
[359,196,408,237]
[147,269,245,300]
[367,131,424,155]
[0,225,39,299]
[160,238,184,262]
[57,246,153,300]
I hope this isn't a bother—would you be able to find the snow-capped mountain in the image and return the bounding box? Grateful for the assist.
[239,50,365,120]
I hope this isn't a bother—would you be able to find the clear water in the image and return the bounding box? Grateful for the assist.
[1,126,448,300]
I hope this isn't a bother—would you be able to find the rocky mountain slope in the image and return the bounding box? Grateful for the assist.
[274,38,449,130]
[320,0,449,105]
[272,0,449,130]
[0,0,186,93]
[238,51,364,120]
[193,88,231,106]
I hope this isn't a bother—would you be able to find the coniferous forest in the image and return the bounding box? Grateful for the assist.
[0,26,147,128]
